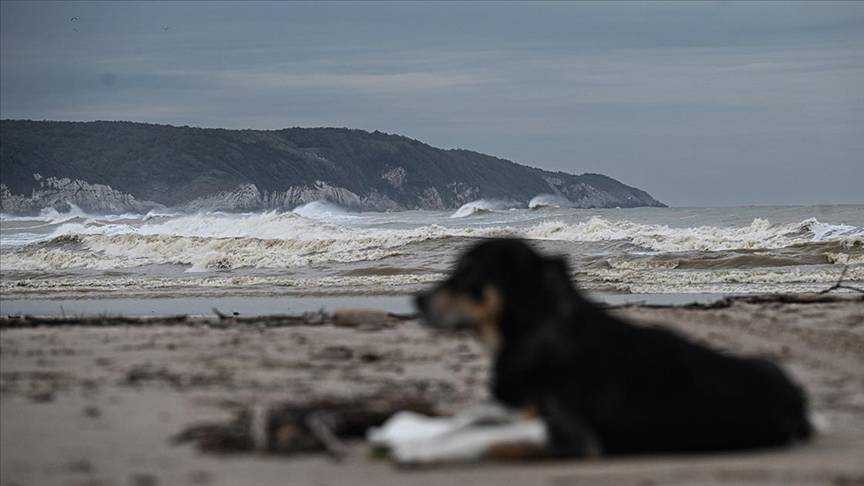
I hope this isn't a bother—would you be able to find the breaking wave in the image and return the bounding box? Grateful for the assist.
[528,194,571,210]
[3,229,452,272]
[0,203,92,224]
[291,201,355,222]
[522,217,863,252]
[0,204,148,227]
[2,211,493,272]
[450,199,519,218]
[2,210,861,275]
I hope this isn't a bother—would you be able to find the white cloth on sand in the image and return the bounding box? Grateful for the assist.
[367,403,547,465]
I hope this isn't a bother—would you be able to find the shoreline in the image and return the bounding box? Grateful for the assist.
[0,292,736,318]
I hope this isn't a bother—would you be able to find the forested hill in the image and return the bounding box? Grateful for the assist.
[0,120,664,214]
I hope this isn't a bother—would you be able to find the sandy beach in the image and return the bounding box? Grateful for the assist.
[1,295,862,486]
[3,2,863,484]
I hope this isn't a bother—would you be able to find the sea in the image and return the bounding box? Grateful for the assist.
[1,199,862,315]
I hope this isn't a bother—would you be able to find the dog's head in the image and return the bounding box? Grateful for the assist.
[415,238,577,350]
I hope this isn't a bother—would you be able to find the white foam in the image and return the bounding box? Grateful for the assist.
[3,212,862,273]
[1,204,147,225]
[528,194,571,209]
[291,200,355,222]
[3,212,492,271]
[523,217,864,252]
[805,219,864,242]
[49,211,337,240]
[582,265,864,294]
[0,272,446,296]
[0,213,44,222]
[825,252,864,265]
[0,203,90,224]
[0,232,46,247]
[450,199,517,218]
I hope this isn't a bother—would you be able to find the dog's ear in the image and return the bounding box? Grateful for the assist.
[544,256,571,286]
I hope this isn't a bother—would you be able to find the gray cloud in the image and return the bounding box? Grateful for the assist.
[2,1,863,206]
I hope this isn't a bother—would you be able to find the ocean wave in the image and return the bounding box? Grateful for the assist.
[605,256,681,271]
[528,194,571,210]
[580,265,864,294]
[291,200,356,222]
[3,264,860,297]
[2,216,503,271]
[804,220,863,242]
[2,233,423,272]
[0,272,446,297]
[3,212,862,272]
[142,209,181,221]
[1,210,482,271]
[30,210,864,252]
[0,203,91,224]
[450,199,519,218]
[0,203,149,225]
[523,217,863,252]
[49,210,340,240]
[603,252,857,272]
[825,252,864,265]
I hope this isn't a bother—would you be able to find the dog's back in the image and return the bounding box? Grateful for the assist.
[534,313,812,454]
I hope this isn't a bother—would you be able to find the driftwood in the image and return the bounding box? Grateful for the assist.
[612,293,863,310]
[0,309,415,329]
[684,293,864,310]
[0,312,324,329]
[172,398,437,459]
[0,314,191,328]
[4,292,861,329]
[817,266,864,295]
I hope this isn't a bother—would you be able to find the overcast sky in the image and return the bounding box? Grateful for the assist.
[1,1,862,206]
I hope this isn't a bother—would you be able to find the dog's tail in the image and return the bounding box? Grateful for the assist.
[785,384,815,442]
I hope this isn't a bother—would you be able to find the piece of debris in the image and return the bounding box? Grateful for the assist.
[173,398,436,457]
[130,472,159,486]
[368,403,547,465]
[333,309,401,330]
[123,364,231,389]
[28,389,55,403]
[173,398,546,465]
[313,345,354,361]
[359,351,382,363]
[84,405,101,418]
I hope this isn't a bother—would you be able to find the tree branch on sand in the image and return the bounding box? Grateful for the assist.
[819,266,864,295]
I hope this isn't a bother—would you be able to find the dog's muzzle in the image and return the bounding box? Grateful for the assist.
[414,289,475,331]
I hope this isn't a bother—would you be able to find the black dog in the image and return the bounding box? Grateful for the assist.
[415,238,812,457]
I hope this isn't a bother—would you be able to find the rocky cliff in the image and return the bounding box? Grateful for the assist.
[0,120,664,214]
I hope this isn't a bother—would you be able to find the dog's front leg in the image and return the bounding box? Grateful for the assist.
[542,396,603,458]
[491,336,550,409]
[491,324,563,408]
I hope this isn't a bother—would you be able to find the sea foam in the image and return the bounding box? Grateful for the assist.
[291,200,355,222]
[450,199,520,218]
[2,211,861,273]
[528,194,571,209]
[523,217,863,252]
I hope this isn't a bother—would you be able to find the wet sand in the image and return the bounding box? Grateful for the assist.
[0,292,729,317]
[1,296,863,485]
